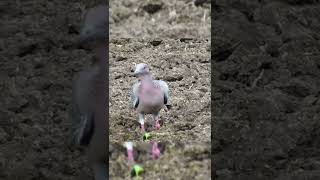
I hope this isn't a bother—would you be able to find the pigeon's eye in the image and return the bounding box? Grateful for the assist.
[143,66,146,69]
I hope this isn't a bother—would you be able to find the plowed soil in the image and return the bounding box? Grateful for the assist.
[212,0,320,179]
[1,0,106,179]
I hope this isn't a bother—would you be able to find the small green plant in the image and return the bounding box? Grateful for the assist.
[143,132,151,141]
[131,164,144,177]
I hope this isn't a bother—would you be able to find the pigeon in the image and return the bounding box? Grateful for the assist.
[71,4,108,180]
[130,63,171,132]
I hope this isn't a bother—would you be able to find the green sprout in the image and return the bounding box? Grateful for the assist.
[131,164,144,177]
[143,133,151,141]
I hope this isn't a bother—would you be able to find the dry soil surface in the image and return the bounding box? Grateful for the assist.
[213,0,320,179]
[1,0,106,179]
[109,38,211,179]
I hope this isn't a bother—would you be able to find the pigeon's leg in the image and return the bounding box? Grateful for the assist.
[151,141,161,160]
[127,149,134,162]
[138,113,145,132]
[152,112,161,129]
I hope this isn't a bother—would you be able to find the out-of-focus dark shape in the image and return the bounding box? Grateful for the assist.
[71,4,108,180]
[194,0,210,7]
[79,5,108,45]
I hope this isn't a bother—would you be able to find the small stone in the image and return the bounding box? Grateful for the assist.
[150,40,162,46]
[142,1,163,14]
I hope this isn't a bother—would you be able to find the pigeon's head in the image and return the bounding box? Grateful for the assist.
[134,63,150,76]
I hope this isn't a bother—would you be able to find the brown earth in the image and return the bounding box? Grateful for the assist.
[109,39,210,143]
[110,0,210,39]
[213,0,320,179]
[109,0,211,179]
[109,38,211,179]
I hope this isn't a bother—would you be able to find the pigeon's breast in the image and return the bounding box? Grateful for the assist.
[138,87,164,114]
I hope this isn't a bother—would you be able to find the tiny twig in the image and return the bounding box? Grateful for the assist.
[202,10,207,23]
[251,69,264,88]
[189,83,194,90]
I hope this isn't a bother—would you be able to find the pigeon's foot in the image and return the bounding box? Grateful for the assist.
[152,142,161,160]
[127,149,134,161]
[140,124,145,132]
[152,151,160,160]
[155,119,161,129]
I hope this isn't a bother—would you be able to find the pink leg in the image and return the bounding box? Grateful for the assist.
[127,149,134,161]
[139,114,145,132]
[152,142,161,160]
[140,124,145,132]
[155,118,160,129]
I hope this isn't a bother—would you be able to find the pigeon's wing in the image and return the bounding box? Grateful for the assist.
[129,81,141,109]
[154,80,170,105]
